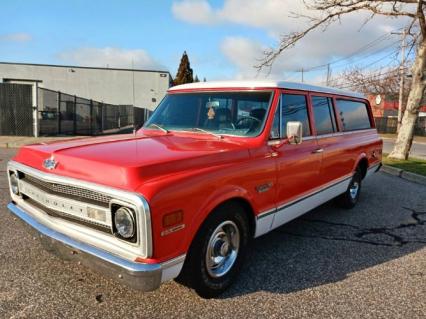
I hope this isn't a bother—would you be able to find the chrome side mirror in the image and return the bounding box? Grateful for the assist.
[286,121,303,145]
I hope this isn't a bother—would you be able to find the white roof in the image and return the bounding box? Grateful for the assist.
[168,80,365,99]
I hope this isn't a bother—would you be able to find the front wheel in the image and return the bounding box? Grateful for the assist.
[177,202,249,298]
[337,169,362,209]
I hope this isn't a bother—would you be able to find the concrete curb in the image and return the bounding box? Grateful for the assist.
[381,165,426,186]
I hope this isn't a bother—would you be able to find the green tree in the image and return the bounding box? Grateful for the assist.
[194,75,200,82]
[173,51,194,86]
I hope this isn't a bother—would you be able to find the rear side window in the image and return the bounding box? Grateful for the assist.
[281,94,311,136]
[312,96,336,135]
[336,100,371,131]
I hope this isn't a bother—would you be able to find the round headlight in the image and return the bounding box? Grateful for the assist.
[114,207,135,239]
[10,172,19,195]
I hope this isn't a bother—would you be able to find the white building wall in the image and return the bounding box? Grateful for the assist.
[0,62,171,110]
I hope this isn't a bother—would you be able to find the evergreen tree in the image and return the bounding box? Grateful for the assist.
[173,51,194,86]
[194,75,200,82]
[203,77,207,82]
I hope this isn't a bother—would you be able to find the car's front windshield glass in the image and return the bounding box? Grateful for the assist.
[143,91,273,137]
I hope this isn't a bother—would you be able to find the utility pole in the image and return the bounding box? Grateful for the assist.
[326,63,331,86]
[392,29,407,132]
[301,68,304,83]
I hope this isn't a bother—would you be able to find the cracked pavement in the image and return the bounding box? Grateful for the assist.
[0,148,425,319]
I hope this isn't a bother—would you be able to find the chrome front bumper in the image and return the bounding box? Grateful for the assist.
[7,202,184,292]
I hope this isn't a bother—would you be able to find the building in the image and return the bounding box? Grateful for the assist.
[368,94,426,117]
[0,61,172,110]
[0,62,172,136]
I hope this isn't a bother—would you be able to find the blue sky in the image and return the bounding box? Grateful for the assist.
[0,0,415,84]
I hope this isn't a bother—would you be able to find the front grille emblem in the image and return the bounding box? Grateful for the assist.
[43,157,58,170]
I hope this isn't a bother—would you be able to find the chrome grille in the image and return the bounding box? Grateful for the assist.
[22,173,112,207]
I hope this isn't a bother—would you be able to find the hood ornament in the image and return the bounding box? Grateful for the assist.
[43,156,58,170]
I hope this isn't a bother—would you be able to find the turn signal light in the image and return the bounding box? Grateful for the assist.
[162,210,183,228]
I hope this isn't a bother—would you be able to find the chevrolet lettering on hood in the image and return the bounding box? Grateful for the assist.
[6,80,383,298]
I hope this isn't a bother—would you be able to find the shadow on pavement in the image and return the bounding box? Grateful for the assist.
[220,175,425,298]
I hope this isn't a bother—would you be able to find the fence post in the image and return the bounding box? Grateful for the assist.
[57,91,61,135]
[118,108,121,129]
[90,99,93,135]
[101,103,104,133]
[73,95,77,135]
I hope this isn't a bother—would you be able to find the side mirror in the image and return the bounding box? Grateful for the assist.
[286,121,303,145]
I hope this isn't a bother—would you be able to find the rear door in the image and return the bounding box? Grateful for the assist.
[310,94,347,185]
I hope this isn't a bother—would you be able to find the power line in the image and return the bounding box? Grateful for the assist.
[317,48,401,85]
[302,33,395,72]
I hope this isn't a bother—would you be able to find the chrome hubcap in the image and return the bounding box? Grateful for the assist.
[349,181,359,200]
[206,221,240,278]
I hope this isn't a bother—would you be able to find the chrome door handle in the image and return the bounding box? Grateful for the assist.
[265,152,279,158]
[312,148,324,154]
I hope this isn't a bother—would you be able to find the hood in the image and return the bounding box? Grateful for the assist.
[12,133,249,191]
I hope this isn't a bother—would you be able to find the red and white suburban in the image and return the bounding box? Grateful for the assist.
[7,81,382,297]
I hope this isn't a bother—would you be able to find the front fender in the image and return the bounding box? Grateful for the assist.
[185,185,255,246]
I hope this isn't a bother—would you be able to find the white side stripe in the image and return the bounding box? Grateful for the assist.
[255,177,351,238]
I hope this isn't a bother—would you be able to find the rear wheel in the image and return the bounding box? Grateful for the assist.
[337,168,362,209]
[177,202,249,298]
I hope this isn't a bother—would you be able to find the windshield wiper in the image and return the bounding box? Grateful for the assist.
[146,123,169,133]
[190,127,223,139]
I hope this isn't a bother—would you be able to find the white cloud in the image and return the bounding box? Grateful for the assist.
[57,47,165,70]
[172,0,216,25]
[0,32,32,42]
[173,0,411,80]
[172,0,312,29]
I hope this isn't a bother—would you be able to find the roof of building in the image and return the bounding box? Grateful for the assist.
[169,80,365,99]
[0,61,172,76]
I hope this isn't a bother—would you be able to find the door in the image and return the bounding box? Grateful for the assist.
[271,91,322,228]
[310,94,347,185]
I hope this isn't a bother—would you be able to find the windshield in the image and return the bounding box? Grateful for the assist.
[144,91,273,137]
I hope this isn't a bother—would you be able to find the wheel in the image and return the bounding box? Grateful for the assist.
[177,202,250,298]
[337,168,362,209]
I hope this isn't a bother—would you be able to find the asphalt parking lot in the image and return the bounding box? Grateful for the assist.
[0,148,425,319]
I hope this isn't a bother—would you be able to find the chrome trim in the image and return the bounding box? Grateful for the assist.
[7,202,186,291]
[340,128,376,135]
[315,132,343,139]
[257,207,276,219]
[255,175,352,237]
[7,160,152,259]
[275,174,352,211]
[257,173,353,218]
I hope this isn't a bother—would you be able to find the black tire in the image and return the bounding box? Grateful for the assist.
[337,168,362,209]
[176,201,250,298]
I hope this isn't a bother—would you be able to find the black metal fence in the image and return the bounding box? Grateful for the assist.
[38,87,149,136]
[0,83,33,136]
[374,117,426,136]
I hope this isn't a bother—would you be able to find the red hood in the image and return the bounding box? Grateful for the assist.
[12,133,249,191]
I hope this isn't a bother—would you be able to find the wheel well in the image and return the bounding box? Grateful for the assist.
[358,158,368,179]
[214,198,256,238]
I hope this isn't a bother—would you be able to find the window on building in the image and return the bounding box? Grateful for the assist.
[336,99,372,131]
[281,94,311,136]
[312,96,337,135]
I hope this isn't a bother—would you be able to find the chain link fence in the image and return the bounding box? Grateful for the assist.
[374,117,426,136]
[0,83,33,136]
[38,87,149,136]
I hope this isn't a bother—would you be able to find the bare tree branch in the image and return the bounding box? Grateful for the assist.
[256,0,425,70]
